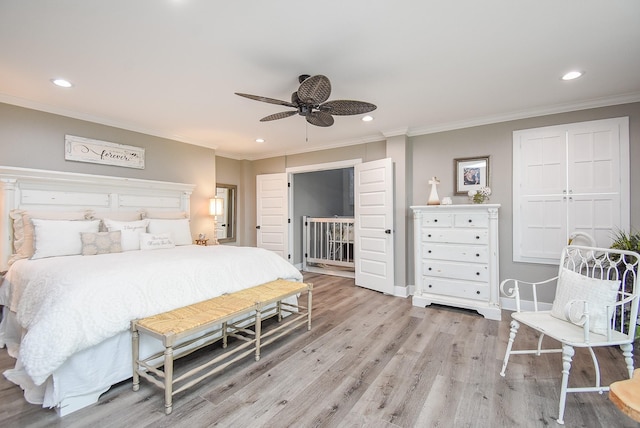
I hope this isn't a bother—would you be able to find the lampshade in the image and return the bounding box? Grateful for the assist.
[209,198,224,216]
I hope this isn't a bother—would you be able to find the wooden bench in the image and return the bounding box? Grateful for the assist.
[131,279,312,415]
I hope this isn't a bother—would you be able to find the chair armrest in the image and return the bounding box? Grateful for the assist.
[500,276,558,312]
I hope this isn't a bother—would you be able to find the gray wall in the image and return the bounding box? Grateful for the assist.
[410,102,640,302]
[0,103,216,238]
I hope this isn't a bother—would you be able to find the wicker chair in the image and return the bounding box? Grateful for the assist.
[499,245,640,425]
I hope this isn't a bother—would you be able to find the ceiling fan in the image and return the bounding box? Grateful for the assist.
[235,74,376,127]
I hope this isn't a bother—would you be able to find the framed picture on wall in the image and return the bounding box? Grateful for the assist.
[454,156,489,195]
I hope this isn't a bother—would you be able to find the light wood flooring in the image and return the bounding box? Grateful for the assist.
[0,272,638,427]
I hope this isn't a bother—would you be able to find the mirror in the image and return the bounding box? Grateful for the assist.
[215,183,237,243]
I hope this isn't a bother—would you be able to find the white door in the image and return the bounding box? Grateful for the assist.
[354,158,395,294]
[256,173,289,260]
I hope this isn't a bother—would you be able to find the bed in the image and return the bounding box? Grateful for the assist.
[0,167,303,416]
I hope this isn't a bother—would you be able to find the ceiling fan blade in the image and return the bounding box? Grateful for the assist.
[306,111,334,127]
[235,92,296,108]
[260,111,297,122]
[297,75,331,105]
[319,100,377,116]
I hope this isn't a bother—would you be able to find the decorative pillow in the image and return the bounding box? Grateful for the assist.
[10,210,91,264]
[551,267,621,335]
[103,219,150,251]
[81,231,122,256]
[147,218,192,246]
[139,233,175,250]
[141,210,188,219]
[92,211,143,231]
[31,219,101,259]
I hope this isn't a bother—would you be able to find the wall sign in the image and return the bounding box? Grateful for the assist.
[65,135,145,169]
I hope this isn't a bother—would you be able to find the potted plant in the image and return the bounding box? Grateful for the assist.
[609,229,640,339]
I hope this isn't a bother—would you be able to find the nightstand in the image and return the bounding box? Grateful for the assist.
[195,239,208,246]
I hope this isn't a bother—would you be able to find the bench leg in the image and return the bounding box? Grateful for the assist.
[307,288,313,331]
[222,321,228,349]
[131,325,140,392]
[164,347,174,415]
[255,308,262,361]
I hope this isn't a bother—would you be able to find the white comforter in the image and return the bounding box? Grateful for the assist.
[0,245,302,386]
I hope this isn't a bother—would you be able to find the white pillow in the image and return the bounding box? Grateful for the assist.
[103,219,150,251]
[31,219,100,259]
[551,267,621,335]
[139,233,175,250]
[9,209,89,264]
[147,218,192,246]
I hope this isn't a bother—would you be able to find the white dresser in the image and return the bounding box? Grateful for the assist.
[411,204,501,321]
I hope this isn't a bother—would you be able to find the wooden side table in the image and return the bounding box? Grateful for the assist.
[195,239,208,246]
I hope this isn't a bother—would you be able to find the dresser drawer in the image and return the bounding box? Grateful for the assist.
[422,260,489,282]
[453,213,489,228]
[421,228,488,245]
[420,213,452,227]
[421,242,489,263]
[420,276,489,301]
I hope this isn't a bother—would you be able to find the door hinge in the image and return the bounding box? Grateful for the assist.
[288,182,291,188]
[288,218,291,224]
[288,254,291,259]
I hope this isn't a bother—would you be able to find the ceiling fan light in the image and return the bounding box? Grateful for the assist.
[562,71,583,81]
[51,78,73,88]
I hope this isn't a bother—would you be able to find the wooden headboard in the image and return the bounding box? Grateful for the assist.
[0,166,196,271]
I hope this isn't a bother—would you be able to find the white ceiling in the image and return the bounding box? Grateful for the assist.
[1,1,639,160]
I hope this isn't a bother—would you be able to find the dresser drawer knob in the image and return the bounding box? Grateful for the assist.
[434,219,438,222]
[428,267,432,271]
[476,253,480,257]
[428,234,432,238]
[468,219,472,223]
[476,272,480,276]
[475,236,480,239]
[428,284,433,288]
[476,290,481,295]
[428,250,432,253]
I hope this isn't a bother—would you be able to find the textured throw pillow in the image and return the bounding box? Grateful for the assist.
[551,267,621,335]
[139,233,175,250]
[31,219,101,259]
[81,231,123,255]
[147,218,192,246]
[9,209,89,264]
[103,219,150,251]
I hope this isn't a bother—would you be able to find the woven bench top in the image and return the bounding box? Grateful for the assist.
[135,279,310,336]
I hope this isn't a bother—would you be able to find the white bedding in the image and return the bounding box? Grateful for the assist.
[0,245,302,397]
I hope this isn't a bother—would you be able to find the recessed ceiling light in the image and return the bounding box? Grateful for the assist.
[51,78,73,88]
[562,71,583,81]
[255,138,265,143]
[362,115,374,122]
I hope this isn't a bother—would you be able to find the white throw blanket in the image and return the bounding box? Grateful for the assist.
[0,245,302,386]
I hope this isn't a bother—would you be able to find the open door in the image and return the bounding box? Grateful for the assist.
[354,158,395,294]
[256,173,289,260]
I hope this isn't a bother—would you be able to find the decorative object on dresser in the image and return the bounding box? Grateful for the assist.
[454,156,490,195]
[411,204,501,320]
[427,176,440,205]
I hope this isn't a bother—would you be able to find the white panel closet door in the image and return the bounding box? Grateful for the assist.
[354,158,394,294]
[513,116,629,264]
[514,128,568,262]
[256,173,289,260]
